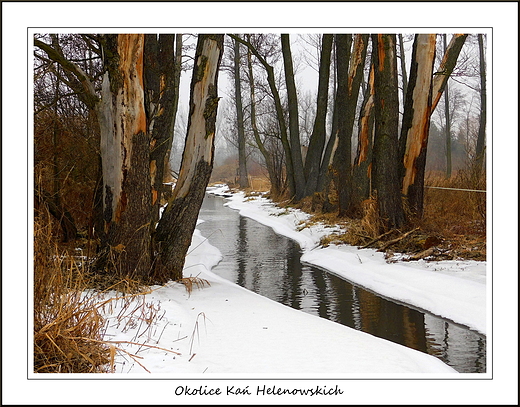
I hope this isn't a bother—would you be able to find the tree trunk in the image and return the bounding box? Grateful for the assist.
[144,34,178,228]
[333,34,368,217]
[233,36,249,189]
[93,34,152,278]
[475,33,486,174]
[281,34,306,200]
[303,34,333,197]
[399,34,436,218]
[352,60,375,211]
[245,40,282,197]
[430,34,468,112]
[398,34,408,100]
[153,34,224,283]
[443,34,452,179]
[371,34,405,231]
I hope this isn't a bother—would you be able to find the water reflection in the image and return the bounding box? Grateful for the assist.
[198,194,486,373]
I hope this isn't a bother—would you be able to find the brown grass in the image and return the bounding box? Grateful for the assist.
[34,209,111,373]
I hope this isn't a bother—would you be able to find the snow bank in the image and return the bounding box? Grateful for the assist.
[210,184,487,336]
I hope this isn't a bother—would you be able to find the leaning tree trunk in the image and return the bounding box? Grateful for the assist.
[153,34,224,283]
[95,34,152,278]
[371,34,406,231]
[303,34,333,197]
[399,34,437,218]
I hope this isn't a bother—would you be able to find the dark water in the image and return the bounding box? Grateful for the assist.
[197,193,486,373]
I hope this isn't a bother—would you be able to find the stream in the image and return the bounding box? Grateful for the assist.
[196,193,486,373]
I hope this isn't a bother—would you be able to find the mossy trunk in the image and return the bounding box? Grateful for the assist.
[153,34,224,283]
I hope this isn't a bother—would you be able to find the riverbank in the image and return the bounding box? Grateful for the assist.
[211,184,487,336]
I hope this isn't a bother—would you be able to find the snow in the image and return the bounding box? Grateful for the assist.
[66,183,493,381]
[217,185,487,336]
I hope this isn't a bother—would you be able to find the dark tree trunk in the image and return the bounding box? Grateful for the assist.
[371,34,406,231]
[233,36,249,189]
[443,34,452,179]
[333,34,368,217]
[144,34,177,227]
[475,33,486,174]
[281,34,306,200]
[303,34,333,197]
[153,34,224,283]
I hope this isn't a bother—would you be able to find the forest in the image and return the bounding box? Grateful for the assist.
[33,33,486,373]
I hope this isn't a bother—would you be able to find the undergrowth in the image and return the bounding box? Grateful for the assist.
[34,205,210,373]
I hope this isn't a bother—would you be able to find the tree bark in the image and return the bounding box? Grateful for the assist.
[303,34,333,197]
[153,34,224,283]
[371,34,405,231]
[399,34,437,218]
[333,34,368,217]
[96,34,152,278]
[281,34,306,200]
[352,60,375,211]
[232,36,249,189]
[144,34,178,227]
[430,34,468,112]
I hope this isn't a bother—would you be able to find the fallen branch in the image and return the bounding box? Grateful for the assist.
[377,227,420,252]
[360,229,396,249]
[408,247,435,261]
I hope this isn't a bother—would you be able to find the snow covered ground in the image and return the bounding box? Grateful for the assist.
[17,185,508,405]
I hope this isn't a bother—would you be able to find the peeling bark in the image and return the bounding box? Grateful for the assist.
[333,34,368,217]
[431,34,468,112]
[153,34,224,283]
[352,61,375,211]
[95,34,152,277]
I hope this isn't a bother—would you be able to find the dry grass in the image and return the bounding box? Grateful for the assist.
[34,210,111,373]
[34,204,213,373]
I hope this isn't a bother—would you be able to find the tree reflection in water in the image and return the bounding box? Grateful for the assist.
[198,194,486,373]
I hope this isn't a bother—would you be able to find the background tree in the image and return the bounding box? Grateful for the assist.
[231,35,250,188]
[303,34,333,197]
[281,34,306,200]
[475,33,486,176]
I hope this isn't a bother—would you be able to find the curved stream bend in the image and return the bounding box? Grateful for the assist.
[197,193,486,373]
